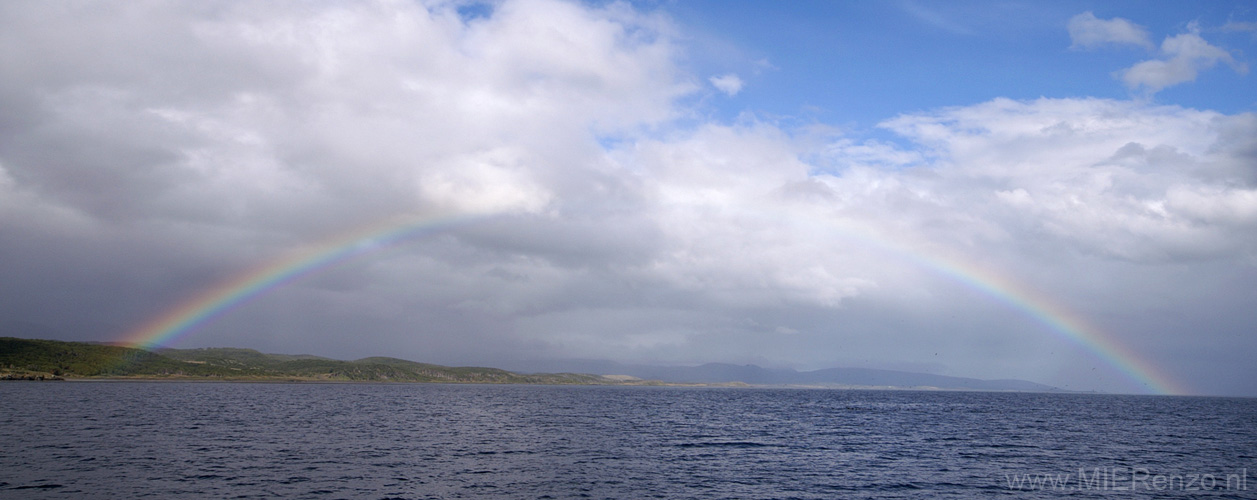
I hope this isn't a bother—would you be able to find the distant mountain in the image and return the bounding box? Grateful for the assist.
[508,359,1059,392]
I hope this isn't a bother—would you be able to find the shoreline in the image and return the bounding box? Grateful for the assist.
[6,376,1102,394]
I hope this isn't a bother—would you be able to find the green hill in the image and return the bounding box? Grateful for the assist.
[0,337,629,384]
[0,337,254,378]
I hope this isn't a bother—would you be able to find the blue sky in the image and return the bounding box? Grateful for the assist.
[1,0,1255,395]
[661,1,1255,127]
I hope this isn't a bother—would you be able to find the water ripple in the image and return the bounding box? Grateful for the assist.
[1,383,1254,499]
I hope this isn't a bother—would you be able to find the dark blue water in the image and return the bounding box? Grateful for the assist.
[1,383,1254,499]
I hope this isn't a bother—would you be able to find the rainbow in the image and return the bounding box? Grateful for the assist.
[117,209,1188,395]
[119,211,484,351]
[891,243,1187,395]
[785,213,1190,396]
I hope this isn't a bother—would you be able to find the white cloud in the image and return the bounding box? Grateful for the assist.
[1120,30,1248,94]
[418,147,552,214]
[1067,14,1249,95]
[602,97,1257,318]
[877,97,1257,261]
[1068,12,1153,50]
[0,0,693,230]
[709,73,743,96]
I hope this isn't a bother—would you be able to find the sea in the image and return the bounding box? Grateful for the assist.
[1,382,1254,499]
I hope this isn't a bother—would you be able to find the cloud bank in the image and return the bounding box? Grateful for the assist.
[1,1,1255,395]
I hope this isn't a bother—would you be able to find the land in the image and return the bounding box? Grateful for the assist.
[1,336,1061,391]
[0,337,653,385]
[548,360,1061,392]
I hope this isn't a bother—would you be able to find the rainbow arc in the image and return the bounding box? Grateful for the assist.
[118,210,1188,395]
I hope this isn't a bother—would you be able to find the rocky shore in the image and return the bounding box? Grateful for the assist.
[0,372,65,381]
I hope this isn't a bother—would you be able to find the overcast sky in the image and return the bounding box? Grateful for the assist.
[2,0,1255,396]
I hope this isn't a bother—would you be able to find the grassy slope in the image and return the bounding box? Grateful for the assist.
[0,337,617,384]
[0,337,255,377]
[162,348,610,383]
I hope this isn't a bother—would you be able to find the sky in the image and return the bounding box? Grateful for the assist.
[1,0,1255,396]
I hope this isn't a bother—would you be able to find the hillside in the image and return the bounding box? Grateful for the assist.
[0,337,623,384]
[3,337,1060,391]
[0,337,249,379]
